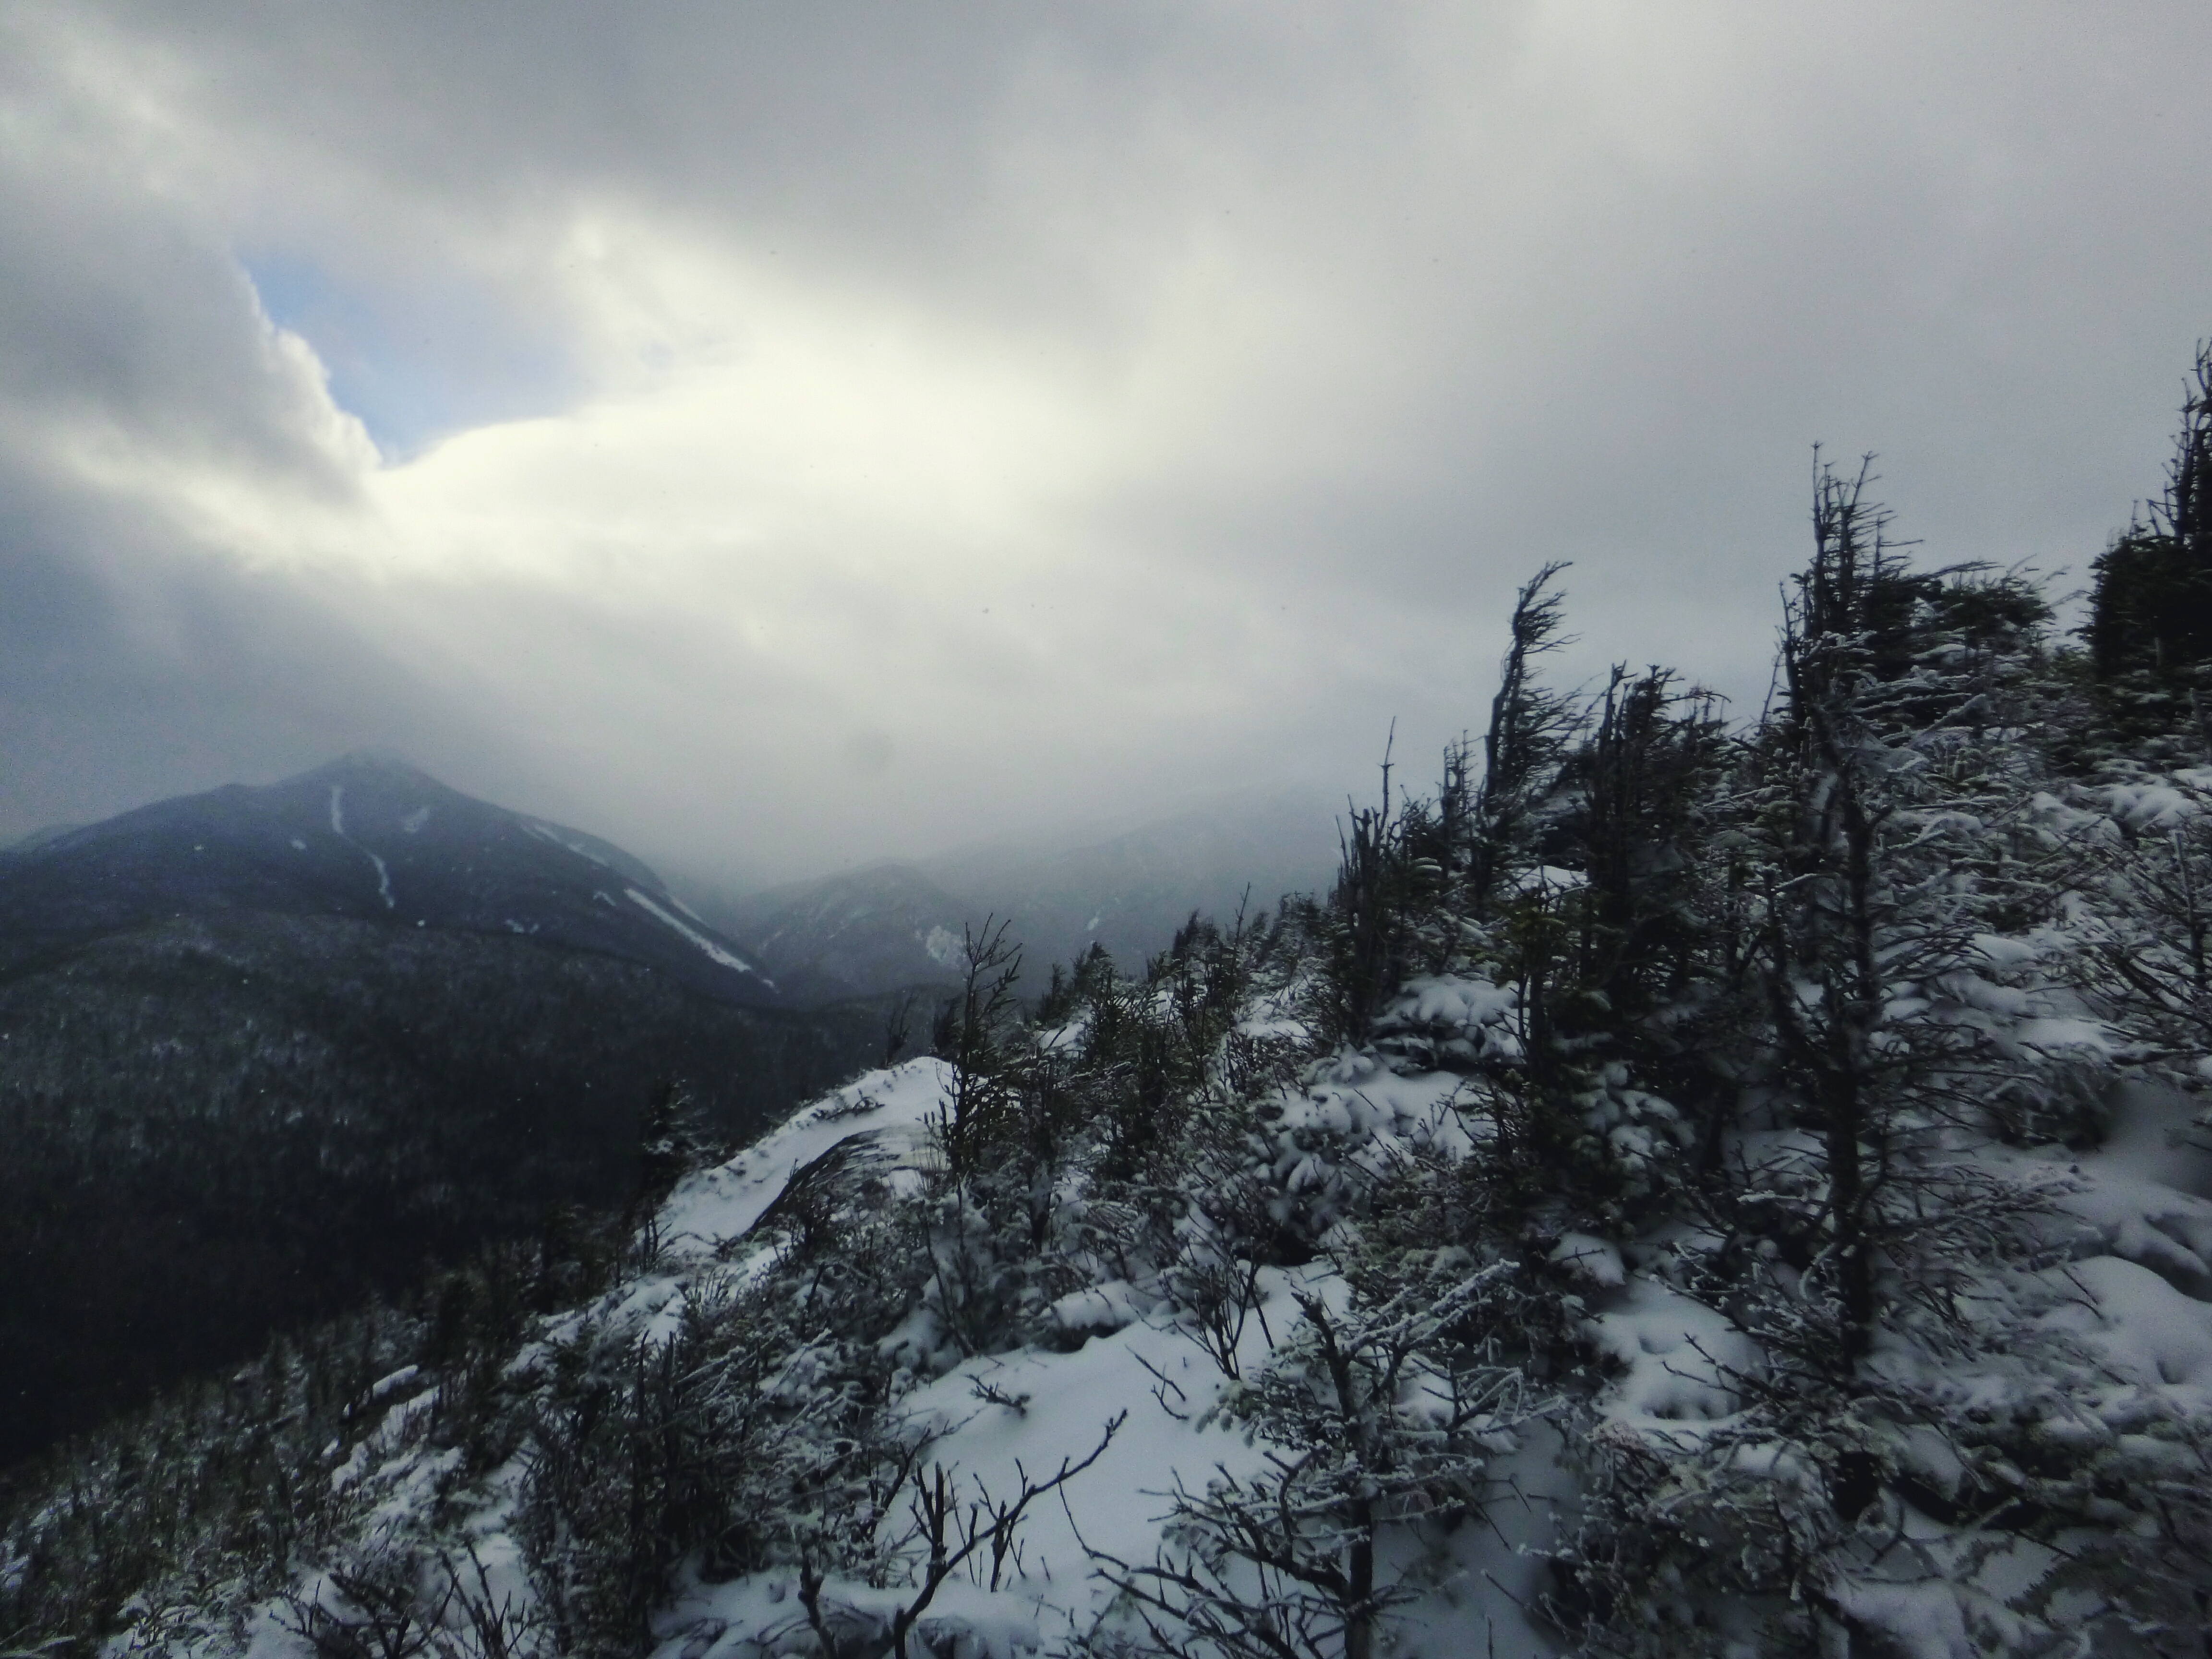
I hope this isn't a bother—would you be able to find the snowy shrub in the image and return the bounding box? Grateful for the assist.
[283,1542,548,1659]
[2022,1399,2212,1653]
[1095,1251,1553,1659]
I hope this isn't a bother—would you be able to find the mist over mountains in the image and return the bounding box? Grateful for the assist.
[10,4,2212,1651]
[21,332,2212,1650]
[22,419,2212,1653]
[699,787,1340,1002]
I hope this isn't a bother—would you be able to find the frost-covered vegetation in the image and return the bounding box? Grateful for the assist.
[11,355,2212,1656]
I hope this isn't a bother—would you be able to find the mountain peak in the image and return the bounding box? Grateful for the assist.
[291,749,445,790]
[0,760,782,1005]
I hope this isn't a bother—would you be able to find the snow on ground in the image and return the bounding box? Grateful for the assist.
[660,1061,956,1251]
[2017,1081,2212,1416]
[1587,1275,1759,1433]
[1281,1046,1481,1169]
[2084,1077,2212,1200]
[1986,1080,2212,1326]
[365,849,395,909]
[642,1054,1563,1659]
[658,1281,1293,1659]
[521,819,613,865]
[652,1255,1560,1659]
[2043,1255,2212,1395]
[2096,779,2201,833]
[211,1056,2212,1659]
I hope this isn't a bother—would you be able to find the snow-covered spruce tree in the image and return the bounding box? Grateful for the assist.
[927,918,1027,1186]
[1558,672,1733,1053]
[1092,1140,1566,1659]
[1549,460,2116,1656]
[1465,563,1586,928]
[637,1080,717,1214]
[1346,587,1734,1236]
[912,915,1152,1360]
[1514,662,1739,1221]
[2073,349,2212,1083]
[2078,767,2212,1075]
[881,901,1293,1376]
[1081,585,1714,1659]
[908,917,1033,1358]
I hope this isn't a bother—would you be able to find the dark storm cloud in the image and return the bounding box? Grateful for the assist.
[5,2,2212,881]
[0,10,419,830]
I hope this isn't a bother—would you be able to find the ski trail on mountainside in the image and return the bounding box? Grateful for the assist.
[327,784,396,910]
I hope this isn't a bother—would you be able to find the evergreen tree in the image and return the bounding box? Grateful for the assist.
[2087,340,2212,749]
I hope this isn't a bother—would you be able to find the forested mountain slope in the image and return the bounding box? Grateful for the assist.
[11,362,2212,1657]
[0,762,894,1470]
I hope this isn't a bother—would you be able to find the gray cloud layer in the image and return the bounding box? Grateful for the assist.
[5,2,2211,886]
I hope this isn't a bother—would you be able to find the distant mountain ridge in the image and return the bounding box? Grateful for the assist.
[0,752,779,1004]
[918,788,1341,967]
[708,861,973,1003]
[702,788,1342,1000]
[2,822,83,856]
[0,757,1337,1465]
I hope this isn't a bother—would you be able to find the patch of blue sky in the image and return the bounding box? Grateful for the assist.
[243,253,573,461]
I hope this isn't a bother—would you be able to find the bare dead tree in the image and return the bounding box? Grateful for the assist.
[792,1414,1126,1659]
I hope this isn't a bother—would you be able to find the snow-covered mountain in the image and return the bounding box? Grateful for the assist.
[0,756,894,1471]
[0,752,778,1004]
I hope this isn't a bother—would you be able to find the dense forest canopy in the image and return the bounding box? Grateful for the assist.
[0,915,891,1467]
[10,349,2212,1657]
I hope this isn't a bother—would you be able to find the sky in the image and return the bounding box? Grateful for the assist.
[4,2,2212,891]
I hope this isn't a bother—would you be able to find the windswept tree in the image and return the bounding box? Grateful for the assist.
[1551,458,2111,1655]
[1465,562,1585,922]
[1324,564,1585,1046]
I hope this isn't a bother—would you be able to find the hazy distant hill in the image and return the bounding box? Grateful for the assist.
[708,862,975,1002]
[699,789,1343,1001]
[919,788,1343,969]
[0,758,889,1469]
[1,822,83,856]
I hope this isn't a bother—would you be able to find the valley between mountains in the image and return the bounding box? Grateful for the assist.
[0,755,1326,1471]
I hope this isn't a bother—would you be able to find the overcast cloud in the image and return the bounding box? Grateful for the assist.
[4,1,2211,888]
